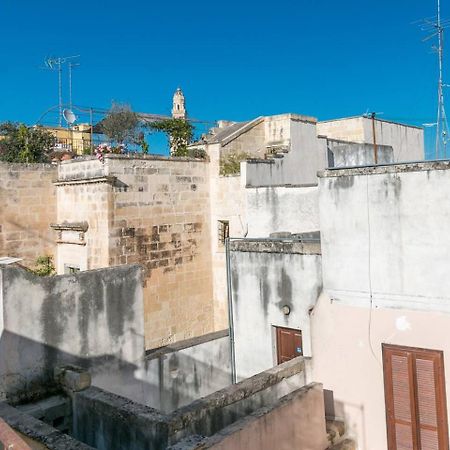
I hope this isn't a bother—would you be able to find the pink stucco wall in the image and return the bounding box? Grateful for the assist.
[209,383,328,450]
[310,294,450,450]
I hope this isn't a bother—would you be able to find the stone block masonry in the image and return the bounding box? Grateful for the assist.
[0,163,57,268]
[56,155,215,350]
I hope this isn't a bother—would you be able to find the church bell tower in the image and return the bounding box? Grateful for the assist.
[172,87,187,120]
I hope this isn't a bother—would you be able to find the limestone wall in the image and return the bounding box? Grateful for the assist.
[208,144,247,330]
[220,121,265,158]
[56,155,215,350]
[0,163,57,268]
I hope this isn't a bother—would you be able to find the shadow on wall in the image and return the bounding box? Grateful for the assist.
[0,265,232,410]
[0,329,233,414]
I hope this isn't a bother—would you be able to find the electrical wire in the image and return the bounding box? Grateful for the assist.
[366,174,383,369]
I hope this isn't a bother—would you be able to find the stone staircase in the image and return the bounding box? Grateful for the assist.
[326,419,356,450]
[264,143,290,160]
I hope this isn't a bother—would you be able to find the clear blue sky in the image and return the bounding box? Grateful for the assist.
[0,0,445,155]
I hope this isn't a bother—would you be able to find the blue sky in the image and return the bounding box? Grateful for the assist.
[0,1,445,155]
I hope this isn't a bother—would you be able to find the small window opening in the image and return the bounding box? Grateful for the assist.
[64,264,80,275]
[218,220,230,245]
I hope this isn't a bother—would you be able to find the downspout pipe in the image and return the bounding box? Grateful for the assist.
[225,237,237,384]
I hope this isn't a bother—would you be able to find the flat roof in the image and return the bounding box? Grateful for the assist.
[318,159,450,178]
[318,115,423,130]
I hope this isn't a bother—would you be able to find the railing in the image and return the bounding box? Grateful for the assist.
[53,137,144,155]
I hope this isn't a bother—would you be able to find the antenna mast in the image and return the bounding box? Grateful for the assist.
[418,2,450,158]
[44,55,80,127]
[436,0,445,158]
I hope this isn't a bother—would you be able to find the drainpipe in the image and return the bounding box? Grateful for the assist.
[225,237,237,384]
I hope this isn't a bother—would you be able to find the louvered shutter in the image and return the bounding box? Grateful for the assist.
[383,344,449,450]
[414,351,448,450]
[383,348,417,449]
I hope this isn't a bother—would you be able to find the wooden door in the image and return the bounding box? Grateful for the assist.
[383,344,449,450]
[276,327,302,364]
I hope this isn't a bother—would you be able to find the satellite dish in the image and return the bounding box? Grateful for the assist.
[63,109,77,125]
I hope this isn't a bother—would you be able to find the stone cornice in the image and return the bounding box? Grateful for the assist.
[53,176,116,186]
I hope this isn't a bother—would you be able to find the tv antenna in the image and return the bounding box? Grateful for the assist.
[418,0,450,158]
[44,55,80,127]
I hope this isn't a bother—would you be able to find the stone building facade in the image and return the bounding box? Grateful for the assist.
[0,111,426,352]
[0,163,57,268]
[53,155,214,349]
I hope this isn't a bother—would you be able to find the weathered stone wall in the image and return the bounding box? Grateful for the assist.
[56,155,215,350]
[243,119,327,187]
[55,160,112,272]
[229,240,322,380]
[72,357,305,450]
[220,120,265,158]
[317,117,424,163]
[0,163,57,268]
[327,141,393,168]
[0,265,144,404]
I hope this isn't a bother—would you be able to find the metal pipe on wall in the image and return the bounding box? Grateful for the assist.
[225,237,237,384]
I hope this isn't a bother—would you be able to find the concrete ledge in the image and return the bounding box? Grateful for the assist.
[318,160,450,178]
[59,154,208,164]
[145,330,229,360]
[168,383,324,449]
[53,176,117,186]
[230,240,321,255]
[0,402,94,450]
[169,357,305,433]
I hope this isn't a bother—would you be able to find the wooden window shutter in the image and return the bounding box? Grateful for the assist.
[383,344,449,450]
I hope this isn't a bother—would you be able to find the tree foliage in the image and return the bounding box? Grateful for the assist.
[219,152,251,176]
[100,103,139,145]
[0,123,56,163]
[31,256,56,277]
[147,118,194,157]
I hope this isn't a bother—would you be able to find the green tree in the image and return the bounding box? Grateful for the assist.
[31,256,56,276]
[147,118,194,157]
[220,152,251,175]
[0,123,56,163]
[100,102,139,145]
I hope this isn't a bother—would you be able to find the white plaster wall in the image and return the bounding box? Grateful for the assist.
[244,119,325,187]
[310,294,450,450]
[319,167,450,311]
[56,244,88,273]
[315,163,450,449]
[361,118,424,163]
[230,250,322,380]
[317,118,424,164]
[246,186,319,238]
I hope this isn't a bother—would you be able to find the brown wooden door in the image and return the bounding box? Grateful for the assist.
[383,344,449,450]
[276,327,302,364]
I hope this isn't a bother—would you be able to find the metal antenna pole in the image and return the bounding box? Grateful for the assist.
[68,61,80,111]
[371,112,378,164]
[436,0,443,158]
[58,58,63,127]
[69,63,73,111]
